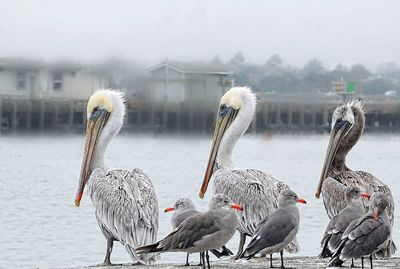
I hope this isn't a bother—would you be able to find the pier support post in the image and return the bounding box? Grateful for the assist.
[11,101,17,132]
[39,100,45,131]
[68,101,74,128]
[27,101,32,131]
[0,96,3,134]
[275,105,281,125]
[300,106,305,127]
[288,106,293,125]
[263,103,269,127]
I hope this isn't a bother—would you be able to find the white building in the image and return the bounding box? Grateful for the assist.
[0,58,107,100]
[148,60,233,104]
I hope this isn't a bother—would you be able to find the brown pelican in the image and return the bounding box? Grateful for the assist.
[136,194,242,269]
[240,190,306,268]
[199,86,298,258]
[328,193,391,269]
[74,89,159,265]
[315,99,396,257]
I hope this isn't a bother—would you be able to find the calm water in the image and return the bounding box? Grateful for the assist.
[0,134,399,269]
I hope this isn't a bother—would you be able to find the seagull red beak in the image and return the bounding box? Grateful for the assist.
[361,193,370,199]
[373,211,378,220]
[164,207,175,213]
[231,204,243,211]
[297,198,307,204]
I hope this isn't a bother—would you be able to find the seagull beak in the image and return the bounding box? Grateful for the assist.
[199,107,238,198]
[230,203,243,211]
[75,108,110,207]
[361,193,370,199]
[315,120,351,199]
[373,211,378,220]
[164,207,175,213]
[297,198,307,204]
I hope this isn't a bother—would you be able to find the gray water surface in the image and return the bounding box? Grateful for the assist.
[0,134,399,269]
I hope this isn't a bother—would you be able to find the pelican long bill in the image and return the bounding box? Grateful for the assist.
[199,107,238,198]
[75,108,110,207]
[315,120,351,199]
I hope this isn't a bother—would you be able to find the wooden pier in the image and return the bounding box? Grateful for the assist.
[58,256,400,269]
[1,95,399,134]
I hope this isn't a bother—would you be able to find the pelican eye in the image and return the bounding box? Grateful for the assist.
[219,104,229,117]
[92,106,99,113]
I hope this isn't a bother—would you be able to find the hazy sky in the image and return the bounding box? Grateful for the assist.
[0,0,399,68]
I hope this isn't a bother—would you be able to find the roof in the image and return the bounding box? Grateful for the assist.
[149,60,232,75]
[0,58,104,72]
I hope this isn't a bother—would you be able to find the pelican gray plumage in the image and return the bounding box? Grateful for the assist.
[136,194,242,269]
[328,193,392,268]
[315,99,396,258]
[74,89,159,265]
[199,86,299,258]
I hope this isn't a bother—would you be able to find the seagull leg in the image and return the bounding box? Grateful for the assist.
[350,258,355,267]
[280,251,284,269]
[198,252,203,266]
[201,252,206,269]
[234,233,247,259]
[361,257,364,269]
[185,253,189,266]
[369,255,373,269]
[270,253,273,268]
[206,251,211,269]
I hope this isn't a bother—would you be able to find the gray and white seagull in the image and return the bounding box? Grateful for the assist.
[136,194,242,269]
[240,190,306,268]
[328,192,392,269]
[74,89,159,265]
[319,186,369,265]
[164,198,232,266]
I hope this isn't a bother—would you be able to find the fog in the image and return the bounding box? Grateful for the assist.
[1,0,399,67]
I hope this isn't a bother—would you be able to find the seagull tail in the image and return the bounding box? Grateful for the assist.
[319,240,333,258]
[374,239,397,258]
[135,241,162,254]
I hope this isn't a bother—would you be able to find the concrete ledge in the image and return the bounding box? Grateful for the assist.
[60,256,400,269]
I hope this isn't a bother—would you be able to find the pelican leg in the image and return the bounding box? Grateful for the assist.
[369,255,373,269]
[198,252,203,266]
[361,257,364,269]
[234,233,247,259]
[185,253,189,266]
[103,238,113,265]
[206,251,211,269]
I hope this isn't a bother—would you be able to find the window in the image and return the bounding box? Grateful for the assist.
[53,72,63,91]
[17,71,26,90]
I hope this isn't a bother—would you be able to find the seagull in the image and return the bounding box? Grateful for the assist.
[328,193,392,269]
[136,194,242,269]
[319,186,369,266]
[240,190,306,268]
[74,89,159,265]
[164,198,233,265]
